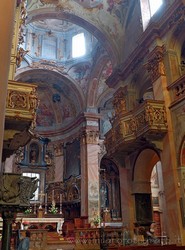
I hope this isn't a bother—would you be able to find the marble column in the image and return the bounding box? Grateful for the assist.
[0,0,16,169]
[80,130,100,222]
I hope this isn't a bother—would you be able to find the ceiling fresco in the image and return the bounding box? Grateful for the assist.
[15,0,130,137]
[26,0,129,58]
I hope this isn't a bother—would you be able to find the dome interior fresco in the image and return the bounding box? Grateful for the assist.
[16,0,131,137]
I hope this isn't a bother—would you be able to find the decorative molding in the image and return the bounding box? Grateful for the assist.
[86,120,99,127]
[30,60,67,75]
[6,81,39,122]
[53,142,64,156]
[169,5,185,28]
[145,45,166,83]
[81,130,99,144]
[105,100,168,156]
[113,86,128,116]
[0,173,38,209]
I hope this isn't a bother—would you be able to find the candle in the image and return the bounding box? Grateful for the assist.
[60,193,62,204]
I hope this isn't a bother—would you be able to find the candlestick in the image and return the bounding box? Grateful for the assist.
[45,193,47,204]
[52,189,55,202]
[45,193,47,214]
[34,203,36,214]
[59,193,62,214]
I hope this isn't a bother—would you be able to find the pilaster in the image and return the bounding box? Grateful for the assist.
[146,45,183,241]
[0,0,17,168]
[80,129,100,223]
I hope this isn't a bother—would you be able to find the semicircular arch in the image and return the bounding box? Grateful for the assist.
[133,148,160,183]
[27,9,119,67]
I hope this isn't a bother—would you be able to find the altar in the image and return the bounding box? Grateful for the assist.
[20,217,64,232]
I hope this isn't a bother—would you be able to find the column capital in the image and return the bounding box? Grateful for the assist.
[80,130,99,144]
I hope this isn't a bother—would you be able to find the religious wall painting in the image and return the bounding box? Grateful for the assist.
[151,165,159,188]
[97,60,112,98]
[100,158,121,217]
[29,142,40,164]
[100,109,113,137]
[100,181,109,208]
[64,140,81,179]
[36,101,55,127]
[135,193,153,225]
[89,181,99,200]
[68,62,92,94]
[74,0,103,9]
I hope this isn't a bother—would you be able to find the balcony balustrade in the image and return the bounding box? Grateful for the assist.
[105,100,168,156]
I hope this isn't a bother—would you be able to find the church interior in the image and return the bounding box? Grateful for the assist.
[0,0,185,249]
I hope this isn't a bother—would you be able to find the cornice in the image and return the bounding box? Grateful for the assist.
[106,1,183,88]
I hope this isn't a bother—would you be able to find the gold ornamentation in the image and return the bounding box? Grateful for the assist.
[105,100,168,155]
[145,46,166,83]
[113,86,127,116]
[8,90,27,109]
[169,6,185,28]
[16,47,29,67]
[18,0,27,45]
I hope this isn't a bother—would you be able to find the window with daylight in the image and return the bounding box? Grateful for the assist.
[72,33,86,58]
[23,172,40,200]
[149,0,163,16]
[140,0,163,30]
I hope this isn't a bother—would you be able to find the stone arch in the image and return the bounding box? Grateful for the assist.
[133,148,160,184]
[99,157,121,219]
[166,21,185,79]
[132,148,161,227]
[15,68,85,111]
[27,9,119,67]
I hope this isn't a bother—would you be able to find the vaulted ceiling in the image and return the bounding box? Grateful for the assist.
[15,0,131,139]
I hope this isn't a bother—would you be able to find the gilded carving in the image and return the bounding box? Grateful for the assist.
[105,100,168,155]
[113,87,127,116]
[169,6,185,28]
[6,82,38,127]
[145,46,166,83]
[18,0,27,45]
[16,47,29,68]
[145,105,154,125]
[129,118,137,133]
[8,90,27,109]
